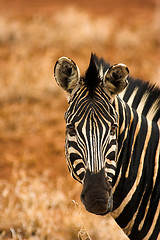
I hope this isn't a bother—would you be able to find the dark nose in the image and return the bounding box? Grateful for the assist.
[81,189,112,215]
[81,169,113,215]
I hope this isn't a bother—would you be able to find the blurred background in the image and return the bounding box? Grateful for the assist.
[0,0,159,239]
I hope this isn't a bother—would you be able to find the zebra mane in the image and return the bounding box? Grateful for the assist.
[83,54,160,123]
[83,53,110,97]
[122,77,160,123]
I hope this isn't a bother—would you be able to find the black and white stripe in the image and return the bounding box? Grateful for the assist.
[54,54,160,240]
[112,94,160,239]
[65,85,118,182]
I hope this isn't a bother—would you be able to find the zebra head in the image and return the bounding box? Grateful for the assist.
[54,54,129,215]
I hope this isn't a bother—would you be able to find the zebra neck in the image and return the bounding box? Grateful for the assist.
[111,96,160,238]
[112,96,140,192]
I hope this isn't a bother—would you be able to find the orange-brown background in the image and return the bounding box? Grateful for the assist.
[0,0,159,239]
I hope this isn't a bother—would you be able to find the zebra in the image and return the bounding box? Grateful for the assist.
[54,54,160,240]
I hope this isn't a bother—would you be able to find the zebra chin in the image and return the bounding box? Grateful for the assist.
[81,168,113,215]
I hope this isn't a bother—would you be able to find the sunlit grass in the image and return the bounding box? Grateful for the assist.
[0,5,159,240]
[0,165,128,240]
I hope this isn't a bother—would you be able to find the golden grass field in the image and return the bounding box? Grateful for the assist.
[0,0,160,239]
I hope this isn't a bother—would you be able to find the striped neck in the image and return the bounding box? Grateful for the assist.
[112,96,160,239]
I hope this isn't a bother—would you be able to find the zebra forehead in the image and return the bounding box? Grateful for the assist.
[66,92,118,126]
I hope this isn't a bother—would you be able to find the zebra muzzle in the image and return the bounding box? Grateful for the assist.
[81,168,113,215]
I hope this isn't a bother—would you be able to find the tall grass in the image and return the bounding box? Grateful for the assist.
[0,165,128,240]
[0,5,159,239]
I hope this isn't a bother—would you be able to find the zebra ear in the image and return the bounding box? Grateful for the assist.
[54,57,80,94]
[103,64,129,95]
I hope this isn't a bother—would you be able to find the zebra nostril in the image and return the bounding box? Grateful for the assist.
[81,192,87,204]
[81,191,112,215]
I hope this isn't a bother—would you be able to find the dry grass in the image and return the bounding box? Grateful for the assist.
[0,165,128,240]
[0,4,159,240]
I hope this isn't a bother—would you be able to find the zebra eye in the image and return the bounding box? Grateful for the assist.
[110,124,117,135]
[66,124,76,136]
[64,112,68,121]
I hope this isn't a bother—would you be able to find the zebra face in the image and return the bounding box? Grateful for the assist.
[54,54,129,215]
[64,85,118,181]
